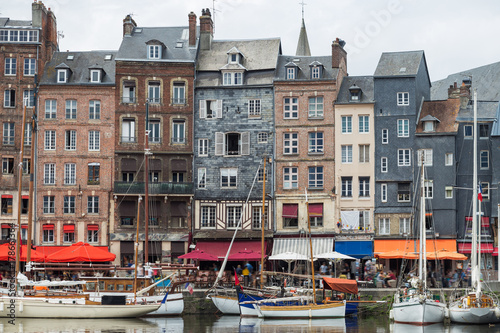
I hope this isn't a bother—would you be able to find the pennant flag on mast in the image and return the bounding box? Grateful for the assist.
[478,183,483,202]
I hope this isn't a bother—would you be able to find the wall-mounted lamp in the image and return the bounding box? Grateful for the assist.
[236,107,240,113]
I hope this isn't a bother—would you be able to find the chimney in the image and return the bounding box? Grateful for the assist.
[199,8,213,50]
[32,0,47,28]
[188,11,197,47]
[459,82,471,109]
[447,82,460,99]
[123,15,137,37]
[332,37,347,69]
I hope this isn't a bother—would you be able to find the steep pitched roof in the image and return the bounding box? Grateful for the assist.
[456,100,499,122]
[416,99,460,134]
[275,55,338,81]
[335,76,375,104]
[374,50,426,77]
[295,19,311,57]
[0,18,32,27]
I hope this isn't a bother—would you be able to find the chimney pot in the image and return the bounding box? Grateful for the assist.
[188,11,197,47]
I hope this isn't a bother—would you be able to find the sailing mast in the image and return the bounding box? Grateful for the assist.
[471,89,479,291]
[260,156,266,286]
[419,155,427,289]
[133,195,142,303]
[26,76,38,264]
[144,101,150,266]
[305,190,316,302]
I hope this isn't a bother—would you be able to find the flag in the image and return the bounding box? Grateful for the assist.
[186,283,194,295]
[234,270,242,290]
[478,183,483,202]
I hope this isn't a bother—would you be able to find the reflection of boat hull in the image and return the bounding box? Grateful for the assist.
[392,322,445,332]
[449,306,500,324]
[210,294,240,315]
[0,318,157,332]
[393,299,446,325]
[254,301,345,318]
[261,318,346,332]
[0,297,160,318]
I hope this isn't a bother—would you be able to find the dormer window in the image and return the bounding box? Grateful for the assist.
[424,121,434,132]
[90,70,101,83]
[309,61,323,79]
[287,67,296,80]
[421,115,440,133]
[148,45,161,59]
[57,69,68,83]
[222,72,243,86]
[349,84,362,102]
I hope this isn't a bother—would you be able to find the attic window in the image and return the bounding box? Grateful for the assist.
[57,69,68,83]
[104,54,112,61]
[134,28,142,33]
[176,42,183,48]
[66,55,74,61]
[399,67,406,73]
[349,85,361,102]
[90,69,101,83]
[311,66,321,79]
[424,121,434,132]
[148,45,161,59]
[286,67,296,80]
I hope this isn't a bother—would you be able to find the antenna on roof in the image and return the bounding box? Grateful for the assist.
[212,0,221,34]
[299,0,307,20]
[57,30,64,46]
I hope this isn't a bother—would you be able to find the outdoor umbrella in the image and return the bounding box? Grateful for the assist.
[268,251,312,274]
[314,251,356,260]
[426,249,467,261]
[0,243,45,262]
[46,242,116,262]
[178,249,218,261]
[375,250,418,260]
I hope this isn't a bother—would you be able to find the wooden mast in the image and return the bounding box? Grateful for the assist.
[260,156,266,286]
[133,195,142,303]
[305,190,316,302]
[144,101,150,265]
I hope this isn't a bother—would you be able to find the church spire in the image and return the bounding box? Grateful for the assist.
[295,1,311,56]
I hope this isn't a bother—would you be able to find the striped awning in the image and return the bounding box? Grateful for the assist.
[271,237,334,257]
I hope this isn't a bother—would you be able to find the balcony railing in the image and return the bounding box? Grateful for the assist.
[122,96,136,104]
[114,181,193,195]
[120,136,137,143]
[172,98,186,105]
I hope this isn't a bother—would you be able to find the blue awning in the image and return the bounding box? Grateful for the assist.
[335,241,373,259]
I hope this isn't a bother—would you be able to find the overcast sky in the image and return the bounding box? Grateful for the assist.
[3,0,500,81]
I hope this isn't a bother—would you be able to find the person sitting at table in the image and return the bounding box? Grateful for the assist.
[320,262,328,275]
[384,270,396,288]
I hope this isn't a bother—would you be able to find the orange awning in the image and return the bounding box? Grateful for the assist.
[376,250,418,259]
[426,249,467,260]
[322,277,358,295]
[374,239,456,259]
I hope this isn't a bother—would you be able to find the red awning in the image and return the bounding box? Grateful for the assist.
[45,242,115,262]
[1,195,12,199]
[63,225,75,232]
[322,277,358,295]
[87,224,99,231]
[458,243,494,254]
[1,224,11,229]
[195,241,267,261]
[22,195,29,199]
[42,224,54,230]
[21,225,28,229]
[36,245,109,258]
[308,203,323,217]
[0,244,45,262]
[178,249,218,261]
[466,216,490,227]
[282,204,298,218]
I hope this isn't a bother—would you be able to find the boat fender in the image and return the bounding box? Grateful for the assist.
[0,301,3,312]
[444,307,450,319]
[495,307,500,318]
[389,309,394,320]
[19,301,23,313]
[463,298,467,308]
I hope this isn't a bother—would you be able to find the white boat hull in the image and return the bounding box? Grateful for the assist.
[239,302,259,317]
[449,305,500,324]
[0,297,160,318]
[210,295,240,315]
[254,301,345,318]
[392,299,446,325]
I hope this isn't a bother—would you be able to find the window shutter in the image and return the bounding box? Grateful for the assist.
[200,100,206,118]
[241,132,250,155]
[216,100,223,118]
[215,132,224,156]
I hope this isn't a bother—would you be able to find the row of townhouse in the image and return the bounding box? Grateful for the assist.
[1,4,500,268]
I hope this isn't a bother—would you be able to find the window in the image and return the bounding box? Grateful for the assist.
[359,211,370,230]
[445,186,453,199]
[258,167,269,182]
[417,149,433,166]
[200,100,222,119]
[9,30,18,41]
[283,203,298,228]
[359,115,369,133]
[24,58,35,76]
[221,168,237,188]
[44,163,55,184]
[63,196,75,214]
[308,97,323,118]
[24,122,32,146]
[90,69,100,83]
[397,92,409,106]
[308,166,323,189]
[121,118,136,142]
[286,67,296,80]
[381,157,388,173]
[423,121,435,132]
[148,81,161,103]
[5,58,16,75]
[1,197,12,215]
[381,184,387,202]
[258,132,268,143]
[398,183,410,202]
[424,180,433,198]
[227,206,242,229]
[480,150,489,169]
[341,145,352,163]
[399,218,410,235]
[309,203,323,227]
[198,139,209,156]
[201,206,216,228]
[23,89,34,107]
[122,81,136,103]
[311,66,321,79]
[172,120,185,143]
[252,206,268,229]
[150,170,161,183]
[63,226,75,243]
[283,132,298,154]
[382,129,388,144]
[341,116,352,133]
[65,130,76,150]
[45,99,57,119]
[398,149,411,166]
[172,172,184,183]
[479,124,489,139]
[43,226,54,243]
[4,89,15,107]
[445,153,453,166]
[89,100,100,119]
[148,45,161,59]
[222,72,243,85]
[3,123,14,145]
[88,163,100,185]
[2,157,14,174]
[172,82,185,104]
[308,132,323,154]
[198,168,206,189]
[283,167,298,189]
[481,182,489,200]
[379,218,390,235]
[44,130,56,150]
[22,158,30,174]
[87,196,99,214]
[122,172,134,182]
[57,69,67,83]
[248,99,261,117]
[398,119,409,137]
[64,163,76,185]
[359,145,370,163]
[359,177,370,197]
[284,97,298,119]
[65,100,77,119]
[464,125,473,138]
[148,119,160,143]
[43,196,55,214]
[88,130,100,151]
[341,177,352,197]
[87,226,99,243]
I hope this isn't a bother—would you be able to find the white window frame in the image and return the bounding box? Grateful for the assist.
[283,167,298,189]
[381,183,387,202]
[252,205,268,229]
[382,128,388,144]
[359,177,370,198]
[148,81,161,104]
[308,132,323,154]
[417,149,433,166]
[308,96,324,118]
[445,153,453,166]
[481,182,489,200]
[381,157,388,173]
[445,186,453,199]
[215,132,250,156]
[24,122,32,146]
[2,123,14,145]
[397,92,409,106]
[286,67,295,80]
[64,163,76,185]
[24,58,35,76]
[23,89,34,107]
[90,69,100,83]
[148,45,161,59]
[341,177,352,197]
[45,99,57,119]
[359,115,369,133]
[359,144,370,163]
[464,125,473,138]
[200,205,216,228]
[198,168,207,189]
[311,66,320,79]
[341,145,352,163]
[172,82,186,104]
[4,58,16,75]
[379,218,390,235]
[480,150,489,169]
[198,139,209,156]
[248,99,261,117]
[65,100,77,119]
[283,132,299,155]
[87,228,99,243]
[44,130,56,150]
[57,69,67,83]
[121,118,136,143]
[89,130,100,151]
[43,196,55,214]
[424,180,433,199]
[222,72,243,86]
[399,218,410,235]
[341,116,352,134]
[284,97,298,119]
[87,196,99,214]
[148,119,161,143]
[220,168,237,188]
[65,130,76,151]
[44,163,55,185]
[200,99,223,119]
[226,205,242,229]
[397,119,409,137]
[4,89,15,107]
[398,149,411,166]
[63,196,75,214]
[89,100,100,120]
[308,166,323,189]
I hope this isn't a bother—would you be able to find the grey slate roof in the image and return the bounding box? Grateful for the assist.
[275,55,338,81]
[40,51,117,85]
[335,76,375,104]
[431,61,500,102]
[295,19,311,57]
[374,50,426,77]
[116,26,198,62]
[456,101,499,122]
[491,104,500,136]
[0,18,33,27]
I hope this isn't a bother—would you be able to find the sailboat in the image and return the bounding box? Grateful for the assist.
[391,159,447,325]
[448,89,500,324]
